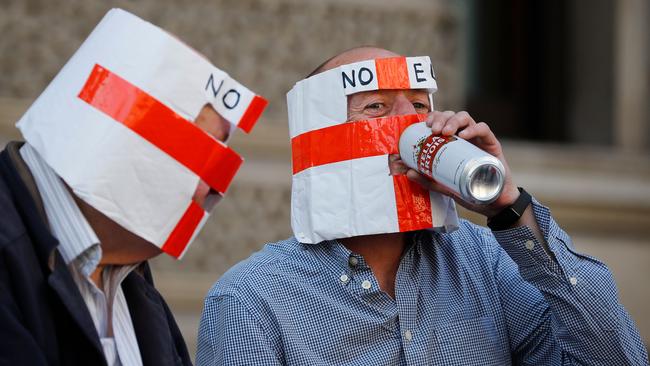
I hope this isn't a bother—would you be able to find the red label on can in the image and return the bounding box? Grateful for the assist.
[416,135,455,177]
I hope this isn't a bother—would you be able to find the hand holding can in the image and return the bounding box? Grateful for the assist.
[399,122,505,204]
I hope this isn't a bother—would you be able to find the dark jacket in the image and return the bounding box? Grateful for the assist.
[0,142,192,366]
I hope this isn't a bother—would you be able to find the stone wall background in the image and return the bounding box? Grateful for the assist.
[1,0,649,359]
[0,0,463,120]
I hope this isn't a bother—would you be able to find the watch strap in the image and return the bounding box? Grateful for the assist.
[487,187,532,231]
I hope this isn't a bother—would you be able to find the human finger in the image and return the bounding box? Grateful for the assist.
[427,110,456,135]
[441,111,475,136]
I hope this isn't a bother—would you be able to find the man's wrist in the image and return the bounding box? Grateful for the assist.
[487,187,532,231]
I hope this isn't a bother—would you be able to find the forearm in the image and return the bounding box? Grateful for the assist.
[493,199,648,364]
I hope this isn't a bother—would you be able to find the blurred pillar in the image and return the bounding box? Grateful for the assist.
[614,0,649,152]
[567,0,615,146]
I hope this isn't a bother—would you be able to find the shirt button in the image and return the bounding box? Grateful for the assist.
[348,256,359,267]
[525,240,535,250]
[404,329,413,341]
[569,277,578,286]
[361,280,372,290]
[340,274,349,283]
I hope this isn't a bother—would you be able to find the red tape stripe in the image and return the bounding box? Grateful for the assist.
[392,175,433,232]
[78,64,242,194]
[376,57,410,89]
[291,114,425,174]
[238,95,268,133]
[161,201,205,258]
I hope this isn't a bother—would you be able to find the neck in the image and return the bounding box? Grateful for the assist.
[340,232,406,298]
[68,191,161,287]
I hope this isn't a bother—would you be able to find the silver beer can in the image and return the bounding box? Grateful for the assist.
[399,122,505,204]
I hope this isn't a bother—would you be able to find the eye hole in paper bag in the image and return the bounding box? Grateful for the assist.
[203,72,268,134]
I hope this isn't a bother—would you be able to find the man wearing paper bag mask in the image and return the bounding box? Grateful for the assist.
[0,9,267,366]
[197,47,647,365]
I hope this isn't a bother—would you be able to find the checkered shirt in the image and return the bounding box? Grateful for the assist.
[197,200,648,365]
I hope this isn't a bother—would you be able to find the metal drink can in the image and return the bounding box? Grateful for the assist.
[398,122,505,204]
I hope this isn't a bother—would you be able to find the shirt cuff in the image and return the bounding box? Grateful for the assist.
[492,197,586,279]
[491,197,624,333]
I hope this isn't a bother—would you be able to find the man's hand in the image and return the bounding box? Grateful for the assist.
[396,110,521,218]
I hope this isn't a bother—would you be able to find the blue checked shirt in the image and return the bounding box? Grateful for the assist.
[197,200,648,365]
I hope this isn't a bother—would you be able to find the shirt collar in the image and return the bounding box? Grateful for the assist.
[307,232,426,277]
[310,239,364,276]
[20,143,102,277]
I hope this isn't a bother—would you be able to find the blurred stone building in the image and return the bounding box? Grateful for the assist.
[1,0,648,357]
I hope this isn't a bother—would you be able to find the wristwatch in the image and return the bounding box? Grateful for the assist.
[487,187,532,231]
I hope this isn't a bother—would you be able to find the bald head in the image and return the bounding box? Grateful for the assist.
[307,46,401,77]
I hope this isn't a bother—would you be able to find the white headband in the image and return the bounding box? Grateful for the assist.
[288,56,437,138]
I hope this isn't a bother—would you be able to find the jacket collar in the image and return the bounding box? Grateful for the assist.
[1,142,106,361]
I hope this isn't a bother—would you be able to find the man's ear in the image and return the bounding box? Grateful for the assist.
[195,103,231,142]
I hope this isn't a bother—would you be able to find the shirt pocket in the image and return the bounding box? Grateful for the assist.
[435,316,510,366]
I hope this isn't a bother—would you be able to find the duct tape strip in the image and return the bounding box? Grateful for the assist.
[376,57,410,89]
[392,175,433,232]
[161,200,205,258]
[237,95,268,133]
[291,114,426,174]
[78,64,243,194]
